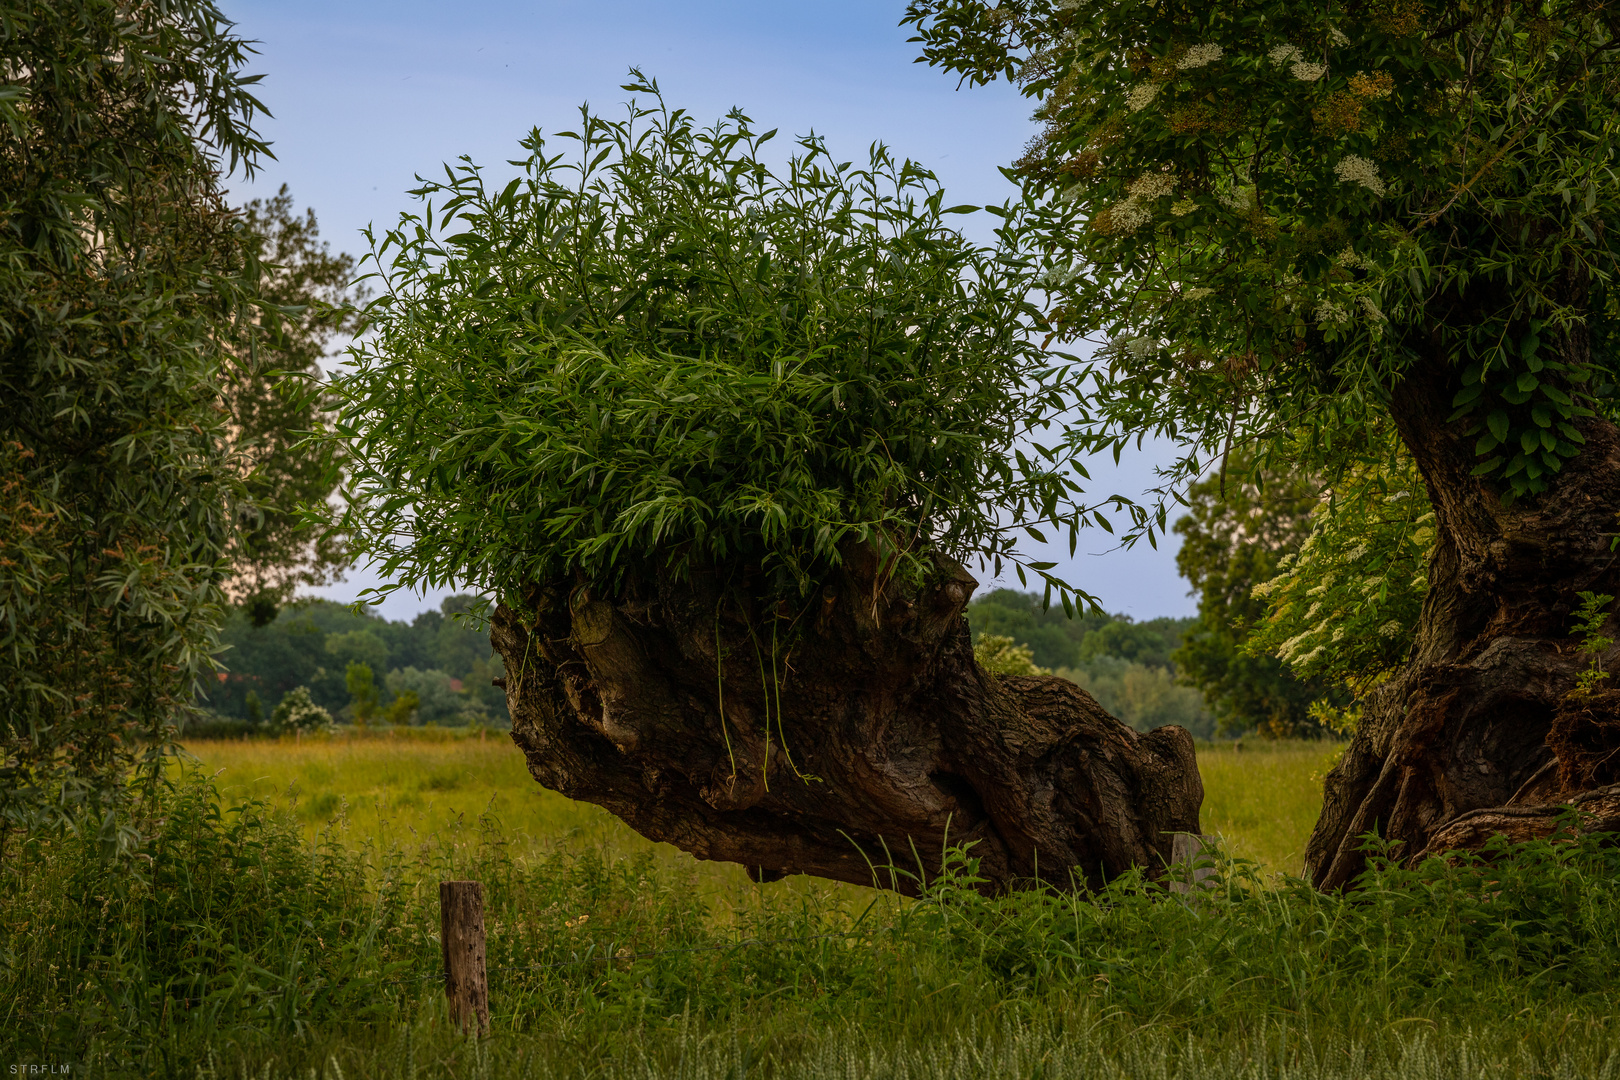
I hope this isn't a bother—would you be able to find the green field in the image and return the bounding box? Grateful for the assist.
[187,732,1343,880]
[8,733,1620,1080]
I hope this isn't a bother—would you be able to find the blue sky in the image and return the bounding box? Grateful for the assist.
[227,0,1196,621]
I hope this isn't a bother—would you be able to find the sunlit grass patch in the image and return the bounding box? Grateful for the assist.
[1196,739,1345,876]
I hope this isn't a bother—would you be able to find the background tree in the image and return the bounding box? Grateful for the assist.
[0,0,266,839]
[328,81,1203,894]
[224,187,365,626]
[906,0,1620,884]
[1173,463,1341,736]
[206,594,507,726]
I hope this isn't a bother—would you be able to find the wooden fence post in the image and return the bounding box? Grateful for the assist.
[440,880,490,1035]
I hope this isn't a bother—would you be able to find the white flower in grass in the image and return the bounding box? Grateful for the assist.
[1177,44,1224,70]
[1335,154,1386,196]
[1332,627,1346,642]
[1291,61,1328,81]
[1269,44,1302,65]
[1127,83,1160,112]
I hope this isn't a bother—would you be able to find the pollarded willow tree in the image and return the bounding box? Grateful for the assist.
[905,0,1620,886]
[332,79,1203,894]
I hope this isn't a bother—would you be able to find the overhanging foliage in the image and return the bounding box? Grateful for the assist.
[905,0,1620,513]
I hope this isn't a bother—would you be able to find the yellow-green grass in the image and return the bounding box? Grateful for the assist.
[1198,739,1345,876]
[181,732,1342,891]
[178,731,870,914]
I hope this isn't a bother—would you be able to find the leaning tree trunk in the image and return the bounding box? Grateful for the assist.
[1308,346,1620,891]
[491,545,1202,894]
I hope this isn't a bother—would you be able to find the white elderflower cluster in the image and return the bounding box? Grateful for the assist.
[1335,246,1369,268]
[1177,43,1224,70]
[1335,154,1386,196]
[1218,185,1254,211]
[1127,83,1160,112]
[1291,61,1328,81]
[1104,199,1153,233]
[1316,299,1350,324]
[1329,26,1351,47]
[1183,287,1215,301]
[1124,336,1156,360]
[1344,542,1370,561]
[1042,262,1081,288]
[1357,295,1386,322]
[1268,44,1302,64]
[1099,172,1175,235]
[1128,172,1176,201]
[1379,620,1405,637]
[1171,198,1198,216]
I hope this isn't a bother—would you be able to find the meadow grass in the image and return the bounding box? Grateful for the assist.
[1196,739,1342,875]
[10,733,1620,1079]
[184,732,1341,880]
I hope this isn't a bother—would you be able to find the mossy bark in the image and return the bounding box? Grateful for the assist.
[491,545,1203,894]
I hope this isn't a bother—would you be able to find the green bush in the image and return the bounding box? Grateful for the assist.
[269,686,334,734]
[331,76,1080,607]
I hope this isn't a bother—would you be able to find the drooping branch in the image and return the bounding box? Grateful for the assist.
[493,545,1203,894]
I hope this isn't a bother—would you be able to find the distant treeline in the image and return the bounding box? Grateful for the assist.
[203,595,507,728]
[965,589,1214,738]
[207,588,1204,736]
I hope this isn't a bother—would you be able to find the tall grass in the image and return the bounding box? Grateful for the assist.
[4,762,1620,1078]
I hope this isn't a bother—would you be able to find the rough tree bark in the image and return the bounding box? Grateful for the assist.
[1308,340,1620,890]
[491,544,1203,894]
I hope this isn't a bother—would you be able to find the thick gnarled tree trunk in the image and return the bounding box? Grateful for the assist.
[1308,350,1620,890]
[492,545,1202,894]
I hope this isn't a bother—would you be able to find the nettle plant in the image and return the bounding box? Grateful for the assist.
[907,0,1620,507]
[332,78,1088,612]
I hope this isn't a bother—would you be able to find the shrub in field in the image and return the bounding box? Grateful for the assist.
[269,686,334,734]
